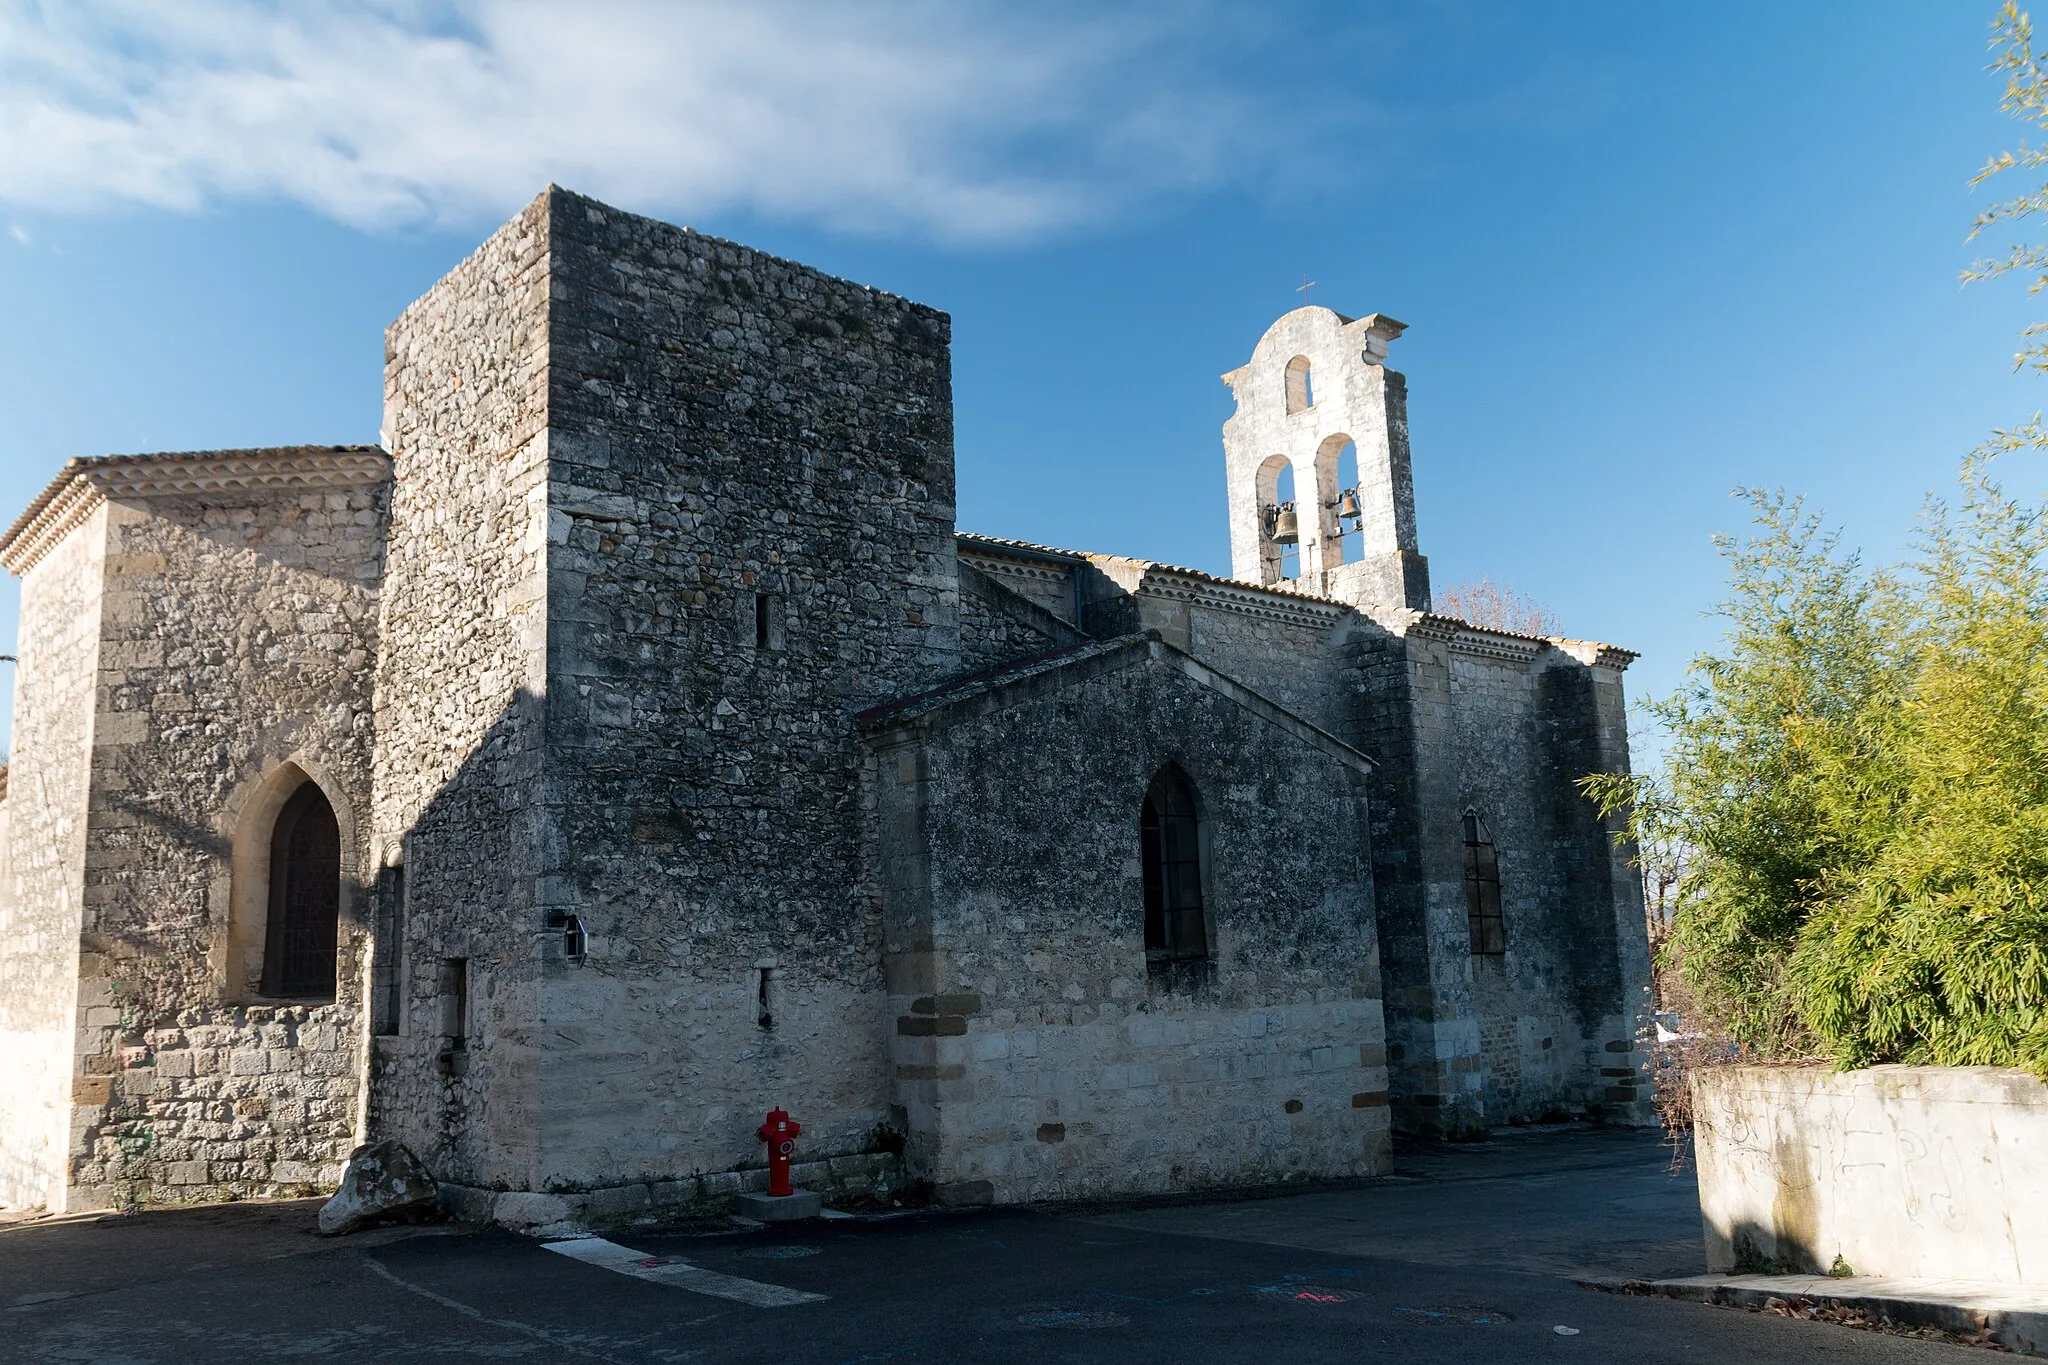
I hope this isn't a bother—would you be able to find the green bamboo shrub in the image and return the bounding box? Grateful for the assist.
[1589,462,2048,1079]
[1585,3,2048,1081]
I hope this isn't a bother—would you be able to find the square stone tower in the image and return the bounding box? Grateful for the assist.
[369,188,961,1199]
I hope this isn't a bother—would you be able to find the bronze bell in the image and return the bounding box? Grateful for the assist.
[1272,502,1300,544]
[1336,487,1363,523]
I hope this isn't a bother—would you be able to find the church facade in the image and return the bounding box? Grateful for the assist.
[0,189,1650,1226]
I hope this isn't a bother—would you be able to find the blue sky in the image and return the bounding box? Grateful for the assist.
[1,2,2042,763]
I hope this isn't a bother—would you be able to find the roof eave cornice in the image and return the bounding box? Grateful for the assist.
[0,446,391,575]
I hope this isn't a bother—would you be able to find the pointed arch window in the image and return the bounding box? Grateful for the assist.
[262,780,342,998]
[1142,766,1209,962]
[1463,810,1505,956]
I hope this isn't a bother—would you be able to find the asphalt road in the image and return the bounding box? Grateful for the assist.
[0,1128,1980,1364]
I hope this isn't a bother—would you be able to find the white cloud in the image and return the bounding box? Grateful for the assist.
[0,0,1296,242]
[7,223,27,246]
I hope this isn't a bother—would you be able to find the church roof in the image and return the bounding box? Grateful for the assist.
[957,530,1341,607]
[0,445,390,574]
[855,629,1375,773]
[955,531,1636,668]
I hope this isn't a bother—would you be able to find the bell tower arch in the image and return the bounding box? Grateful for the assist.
[1220,308,1430,616]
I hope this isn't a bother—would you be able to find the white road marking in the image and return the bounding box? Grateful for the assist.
[542,1236,828,1308]
[362,1257,625,1361]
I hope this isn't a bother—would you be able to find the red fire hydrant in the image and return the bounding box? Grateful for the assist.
[757,1107,801,1197]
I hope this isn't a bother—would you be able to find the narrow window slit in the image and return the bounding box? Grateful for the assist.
[440,958,469,1051]
[1463,812,1506,955]
[371,860,405,1035]
[1142,765,1209,966]
[756,966,774,1030]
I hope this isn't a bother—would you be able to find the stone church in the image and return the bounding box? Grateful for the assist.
[0,189,1650,1226]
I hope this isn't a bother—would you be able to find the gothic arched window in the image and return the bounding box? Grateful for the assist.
[1463,810,1505,956]
[262,780,342,998]
[1142,766,1208,962]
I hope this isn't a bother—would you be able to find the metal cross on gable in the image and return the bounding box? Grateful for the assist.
[1296,275,1316,307]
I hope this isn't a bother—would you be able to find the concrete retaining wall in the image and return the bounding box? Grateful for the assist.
[1693,1065,2048,1285]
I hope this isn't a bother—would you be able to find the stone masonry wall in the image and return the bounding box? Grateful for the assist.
[1069,574,1649,1134]
[1443,644,1597,1122]
[958,563,1075,672]
[872,641,1389,1204]
[371,194,555,1190]
[1369,624,1651,1131]
[0,511,105,1211]
[1183,598,1349,733]
[1343,618,1481,1135]
[957,541,1079,626]
[63,472,386,1211]
[1538,647,1655,1121]
[1077,560,1351,732]
[523,190,960,1193]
